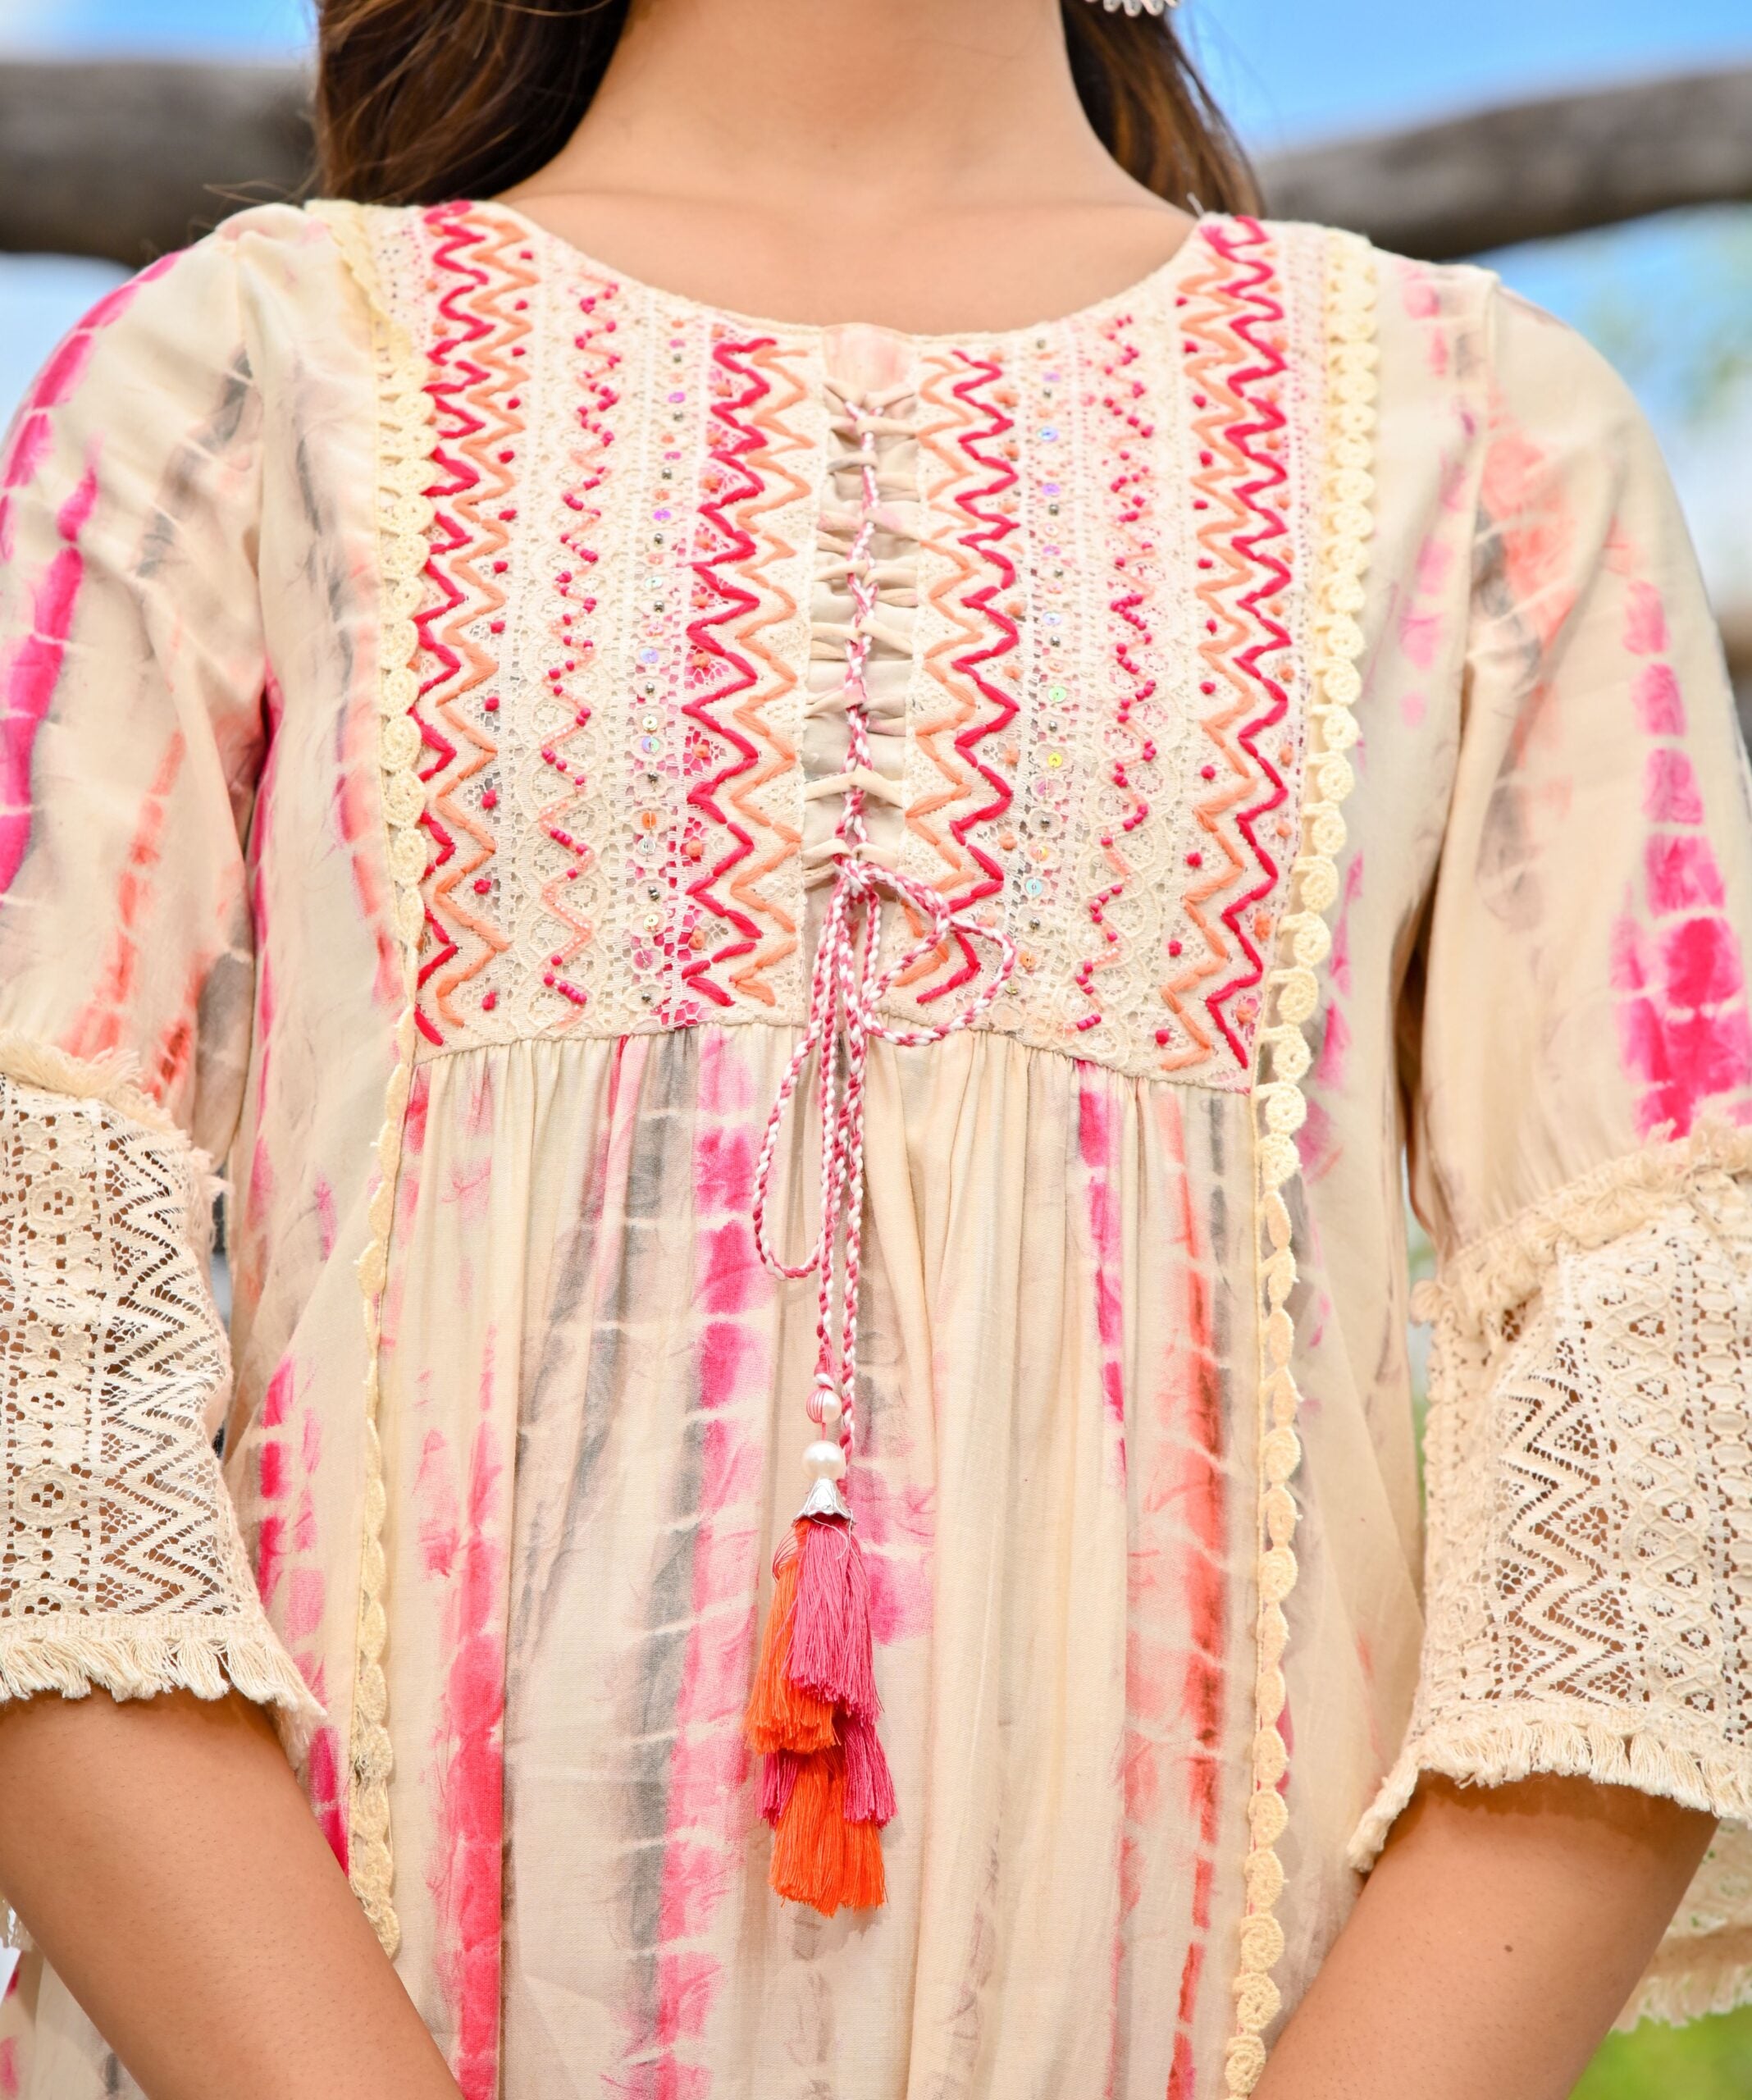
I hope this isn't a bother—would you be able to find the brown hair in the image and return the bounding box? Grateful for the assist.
[314,1,1259,216]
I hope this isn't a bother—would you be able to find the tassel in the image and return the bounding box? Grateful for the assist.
[768,1742,888,1915]
[789,1511,879,1719]
[836,1813,887,1910]
[759,1746,805,1827]
[744,1525,837,1757]
[840,1706,897,1824]
[743,1509,892,1914]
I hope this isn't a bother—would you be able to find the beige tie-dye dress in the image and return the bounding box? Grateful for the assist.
[2,194,1751,2100]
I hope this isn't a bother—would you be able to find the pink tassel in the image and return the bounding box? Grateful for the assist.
[840,1707,897,1824]
[760,1746,804,1826]
[788,1513,880,1721]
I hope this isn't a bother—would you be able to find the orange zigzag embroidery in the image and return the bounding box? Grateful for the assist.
[420,204,528,1032]
[1157,240,1274,1072]
[723,337,811,1007]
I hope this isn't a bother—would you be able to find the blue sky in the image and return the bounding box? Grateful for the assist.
[2,0,1750,602]
[1194,0,1752,147]
[3,0,1749,144]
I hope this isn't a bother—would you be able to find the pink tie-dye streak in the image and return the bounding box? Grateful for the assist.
[314,1176,340,1258]
[0,257,173,558]
[250,1354,345,1863]
[1634,662,1686,737]
[64,728,189,1072]
[0,256,180,897]
[1643,748,1705,826]
[383,1068,435,1334]
[1479,395,1580,662]
[1647,836,1727,916]
[1624,577,1669,657]
[624,1031,769,2095]
[425,1336,509,2100]
[334,670,404,1009]
[1397,264,1451,379]
[1079,1077,1129,1473]
[835,1457,934,1649]
[1122,1091,1225,2100]
[1610,578,1752,1135]
[0,462,101,896]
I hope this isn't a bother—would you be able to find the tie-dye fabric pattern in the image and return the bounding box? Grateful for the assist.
[0,202,1749,2098]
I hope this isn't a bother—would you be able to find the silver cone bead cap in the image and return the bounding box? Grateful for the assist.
[796,1475,855,1523]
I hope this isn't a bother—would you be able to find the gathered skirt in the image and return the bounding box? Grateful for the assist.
[6,1022,1272,2099]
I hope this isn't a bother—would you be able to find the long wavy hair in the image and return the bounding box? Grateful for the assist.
[313,0,1258,216]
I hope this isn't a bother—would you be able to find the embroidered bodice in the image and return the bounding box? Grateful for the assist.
[352,199,1363,1093]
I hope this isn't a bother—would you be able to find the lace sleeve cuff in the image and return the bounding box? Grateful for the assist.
[1350,1119,1752,2027]
[0,1056,322,1760]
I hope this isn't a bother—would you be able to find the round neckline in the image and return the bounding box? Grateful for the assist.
[465,195,1217,347]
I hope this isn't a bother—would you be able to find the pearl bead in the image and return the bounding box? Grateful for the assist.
[802,1439,846,1482]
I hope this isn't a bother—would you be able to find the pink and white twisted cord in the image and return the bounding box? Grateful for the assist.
[751,386,1017,1464]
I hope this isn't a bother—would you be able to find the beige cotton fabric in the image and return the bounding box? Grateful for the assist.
[0,195,1750,2098]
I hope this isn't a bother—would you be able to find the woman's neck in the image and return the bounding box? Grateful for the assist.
[493,0,1197,336]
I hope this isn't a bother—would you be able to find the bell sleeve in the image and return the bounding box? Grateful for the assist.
[1349,280,1752,2025]
[0,231,322,1756]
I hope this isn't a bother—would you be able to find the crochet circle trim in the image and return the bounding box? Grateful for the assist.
[308,198,441,1959]
[1225,226,1379,2098]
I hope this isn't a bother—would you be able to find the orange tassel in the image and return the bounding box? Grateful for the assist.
[745,1515,892,1915]
[744,1525,837,1757]
[767,1745,887,1915]
[769,1746,845,1911]
[836,1813,887,1911]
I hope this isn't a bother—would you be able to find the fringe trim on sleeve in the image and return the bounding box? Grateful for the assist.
[1626,1927,1752,2029]
[0,1616,324,1959]
[1411,1111,1752,1338]
[0,1029,189,1149]
[1348,1709,1752,1874]
[1347,1709,1752,2033]
[0,1613,325,1767]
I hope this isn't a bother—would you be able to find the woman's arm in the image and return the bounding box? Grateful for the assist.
[1256,1774,1716,2100]
[0,1689,462,2100]
[0,223,454,2094]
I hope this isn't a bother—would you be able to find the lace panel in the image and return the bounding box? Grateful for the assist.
[0,1072,320,1749]
[1353,1160,1752,2025]
[1398,1174,1752,1764]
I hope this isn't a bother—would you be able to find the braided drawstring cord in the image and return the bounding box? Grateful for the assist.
[751,382,1017,1517]
[741,377,1016,1914]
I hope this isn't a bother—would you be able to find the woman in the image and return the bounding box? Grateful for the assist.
[0,0,1745,2093]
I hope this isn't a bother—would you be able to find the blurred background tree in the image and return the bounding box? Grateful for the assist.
[1,3,1750,2093]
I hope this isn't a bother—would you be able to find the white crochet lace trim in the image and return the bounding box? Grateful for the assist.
[1225,226,1378,2098]
[0,1062,322,1758]
[1411,1112,1752,1336]
[308,197,440,1960]
[1357,1139,1752,2032]
[0,1028,184,1145]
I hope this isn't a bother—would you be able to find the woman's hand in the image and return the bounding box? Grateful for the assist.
[0,1687,462,2100]
[1255,1770,1717,2100]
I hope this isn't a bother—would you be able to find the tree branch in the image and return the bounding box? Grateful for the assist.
[0,60,312,268]
[0,60,1751,269]
[1260,65,1752,259]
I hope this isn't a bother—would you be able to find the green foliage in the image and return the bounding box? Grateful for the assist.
[1574,2007,1752,2099]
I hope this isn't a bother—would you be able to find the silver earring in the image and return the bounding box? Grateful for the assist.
[1086,0,1179,15]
